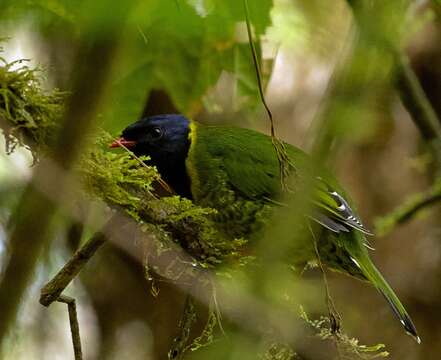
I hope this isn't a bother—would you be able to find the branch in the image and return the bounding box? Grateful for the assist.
[58,295,83,360]
[375,180,441,235]
[395,54,441,142]
[40,231,107,307]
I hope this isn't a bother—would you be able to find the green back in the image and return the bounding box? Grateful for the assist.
[187,124,310,201]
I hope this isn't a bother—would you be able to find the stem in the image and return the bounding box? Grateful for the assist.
[243,0,274,137]
[395,54,441,141]
[395,53,441,169]
[40,232,107,307]
[58,295,83,360]
[243,0,296,190]
[375,181,441,235]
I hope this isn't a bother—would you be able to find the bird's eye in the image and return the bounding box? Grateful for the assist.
[150,127,163,140]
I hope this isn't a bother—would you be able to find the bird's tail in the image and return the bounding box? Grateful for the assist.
[352,254,420,344]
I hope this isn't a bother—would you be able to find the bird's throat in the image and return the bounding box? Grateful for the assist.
[157,158,193,199]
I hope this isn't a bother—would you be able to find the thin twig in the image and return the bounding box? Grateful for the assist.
[168,295,197,360]
[394,52,441,171]
[243,0,296,191]
[40,230,107,307]
[375,181,441,235]
[243,0,274,137]
[395,53,441,142]
[113,138,173,195]
[307,223,343,360]
[58,295,83,360]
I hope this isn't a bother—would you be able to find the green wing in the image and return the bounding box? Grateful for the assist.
[189,124,371,235]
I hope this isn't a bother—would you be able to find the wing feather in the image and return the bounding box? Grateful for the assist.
[192,125,372,236]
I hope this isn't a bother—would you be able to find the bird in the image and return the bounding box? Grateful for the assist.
[110,113,420,343]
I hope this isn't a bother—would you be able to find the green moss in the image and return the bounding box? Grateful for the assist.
[168,296,220,360]
[80,132,159,221]
[259,342,298,360]
[300,307,389,359]
[0,55,65,158]
[139,194,252,269]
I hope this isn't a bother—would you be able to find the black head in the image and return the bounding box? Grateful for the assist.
[112,114,192,198]
[118,114,190,157]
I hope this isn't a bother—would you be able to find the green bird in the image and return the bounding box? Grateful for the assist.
[111,114,419,342]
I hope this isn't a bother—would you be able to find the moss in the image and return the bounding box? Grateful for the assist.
[259,342,298,360]
[79,132,159,221]
[168,295,220,360]
[141,195,250,267]
[300,307,389,359]
[0,55,65,158]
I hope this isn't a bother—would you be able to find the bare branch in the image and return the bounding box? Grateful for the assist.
[40,231,107,307]
[58,295,83,360]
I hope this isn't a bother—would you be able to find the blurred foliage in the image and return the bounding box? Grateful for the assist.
[100,0,273,131]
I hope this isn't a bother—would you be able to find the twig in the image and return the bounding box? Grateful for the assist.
[243,0,273,136]
[243,0,296,191]
[395,53,441,142]
[114,138,173,195]
[168,295,197,360]
[395,52,441,170]
[58,295,83,360]
[375,181,441,235]
[40,231,107,307]
[307,223,343,359]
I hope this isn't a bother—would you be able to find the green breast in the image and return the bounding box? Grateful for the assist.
[186,123,277,238]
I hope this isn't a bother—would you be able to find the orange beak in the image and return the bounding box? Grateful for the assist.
[109,137,137,149]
